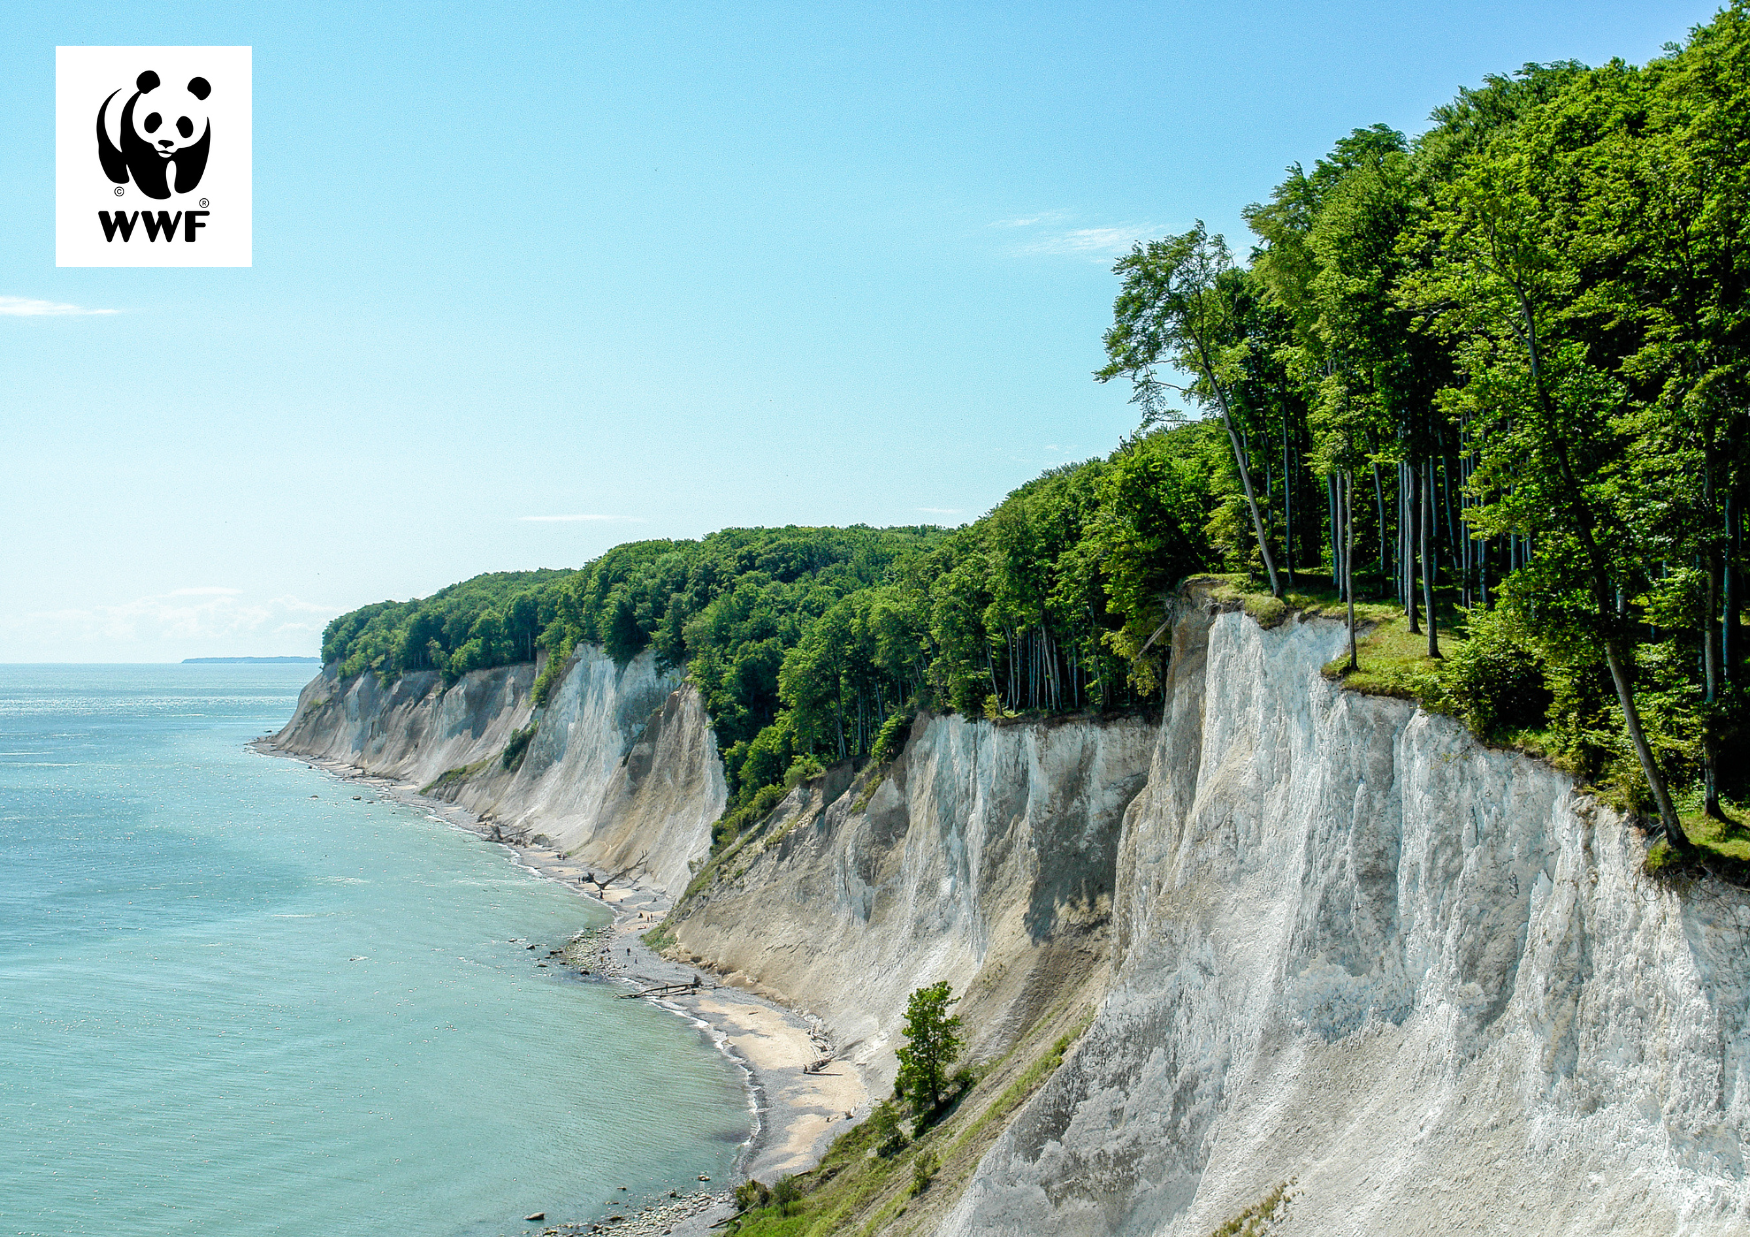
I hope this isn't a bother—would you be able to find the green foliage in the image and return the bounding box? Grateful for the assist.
[910,1151,938,1196]
[867,1100,909,1157]
[868,709,913,767]
[321,569,571,684]
[712,782,788,851]
[770,1176,803,1216]
[894,982,963,1133]
[1441,608,1551,737]
[734,1180,772,1213]
[500,721,538,771]
[1087,423,1227,691]
[784,753,826,790]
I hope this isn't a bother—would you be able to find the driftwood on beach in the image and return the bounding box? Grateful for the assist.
[618,980,712,1000]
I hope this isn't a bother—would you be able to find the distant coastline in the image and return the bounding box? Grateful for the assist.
[182,656,320,664]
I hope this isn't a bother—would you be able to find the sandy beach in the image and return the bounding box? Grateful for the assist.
[254,742,871,1233]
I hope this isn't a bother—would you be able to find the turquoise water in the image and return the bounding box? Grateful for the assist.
[0,664,748,1237]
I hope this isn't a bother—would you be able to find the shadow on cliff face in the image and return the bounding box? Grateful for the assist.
[1023,749,1149,944]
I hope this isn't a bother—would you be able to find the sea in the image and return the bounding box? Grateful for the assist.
[0,663,749,1237]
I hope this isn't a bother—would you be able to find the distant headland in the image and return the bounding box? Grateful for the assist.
[182,657,320,664]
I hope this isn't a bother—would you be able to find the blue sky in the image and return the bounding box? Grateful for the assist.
[0,0,1723,661]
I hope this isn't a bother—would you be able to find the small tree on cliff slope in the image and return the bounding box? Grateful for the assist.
[895,982,963,1131]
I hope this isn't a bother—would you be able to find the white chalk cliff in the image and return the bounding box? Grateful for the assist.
[942,602,1750,1236]
[277,646,724,897]
[275,595,1750,1234]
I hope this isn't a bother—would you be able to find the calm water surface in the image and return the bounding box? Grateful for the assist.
[0,664,747,1237]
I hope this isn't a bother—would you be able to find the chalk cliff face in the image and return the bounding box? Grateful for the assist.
[279,661,534,786]
[666,711,1157,1089]
[940,604,1750,1237]
[276,646,725,898]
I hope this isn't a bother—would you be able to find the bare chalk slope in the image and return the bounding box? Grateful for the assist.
[666,711,1156,1094]
[276,647,724,897]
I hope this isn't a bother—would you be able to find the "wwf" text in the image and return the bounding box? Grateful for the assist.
[97,210,211,242]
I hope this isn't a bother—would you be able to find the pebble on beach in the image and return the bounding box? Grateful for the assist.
[570,1191,727,1237]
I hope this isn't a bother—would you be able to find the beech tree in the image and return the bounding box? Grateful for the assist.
[1099,224,1284,598]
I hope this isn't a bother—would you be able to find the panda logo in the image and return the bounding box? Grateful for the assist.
[96,70,212,200]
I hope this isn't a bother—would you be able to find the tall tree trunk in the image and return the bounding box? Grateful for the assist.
[1423,458,1440,658]
[1500,270,1688,847]
[1457,454,1471,610]
[1192,337,1282,598]
[1704,510,1724,819]
[1728,485,1741,685]
[1345,471,1359,672]
[1283,416,1295,583]
[1407,462,1422,635]
[1373,462,1388,596]
[1326,474,1339,591]
[1605,638,1690,848]
[1442,454,1460,585]
[1699,448,1727,818]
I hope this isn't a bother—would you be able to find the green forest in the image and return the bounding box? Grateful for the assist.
[321,421,1229,830]
[323,5,1750,868]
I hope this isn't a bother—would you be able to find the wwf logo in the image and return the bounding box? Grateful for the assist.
[97,70,212,200]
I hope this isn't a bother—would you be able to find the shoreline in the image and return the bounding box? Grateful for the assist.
[251,739,870,1235]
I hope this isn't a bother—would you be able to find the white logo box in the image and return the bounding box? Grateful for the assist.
[56,46,251,267]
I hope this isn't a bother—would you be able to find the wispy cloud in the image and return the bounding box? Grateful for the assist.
[991,212,1159,260]
[916,507,962,515]
[1018,225,1157,258]
[20,591,339,648]
[990,210,1071,229]
[0,295,119,317]
[517,514,644,523]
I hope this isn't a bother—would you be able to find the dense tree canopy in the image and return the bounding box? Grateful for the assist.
[322,431,1228,818]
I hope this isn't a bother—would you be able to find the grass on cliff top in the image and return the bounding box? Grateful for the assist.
[1194,572,1441,695]
[1191,572,1360,628]
[1681,805,1750,862]
[1327,609,1450,699]
[1201,571,1472,701]
[1647,801,1750,882]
